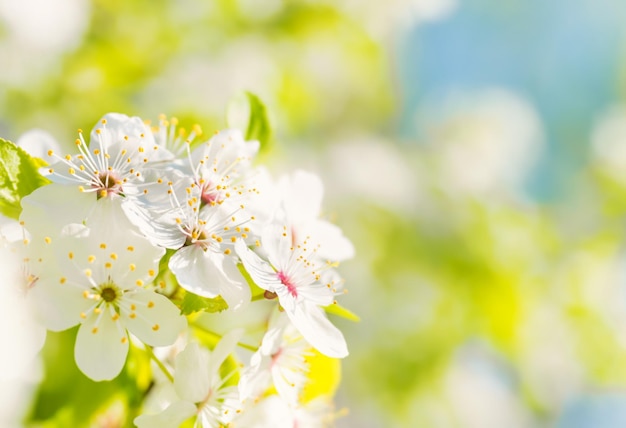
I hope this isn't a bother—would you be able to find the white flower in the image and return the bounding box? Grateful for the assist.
[122,127,264,311]
[235,226,348,358]
[124,175,255,311]
[134,331,244,428]
[0,224,46,380]
[21,113,173,236]
[31,217,186,381]
[239,310,311,405]
[186,128,259,207]
[276,170,354,262]
[235,395,339,428]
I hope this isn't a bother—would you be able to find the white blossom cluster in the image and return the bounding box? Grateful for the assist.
[2,113,354,427]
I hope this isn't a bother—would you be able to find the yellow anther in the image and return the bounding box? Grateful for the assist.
[94,307,101,314]
[224,248,231,255]
[65,154,71,161]
[80,312,86,319]
[101,119,107,125]
[127,246,134,252]
[129,313,136,319]
[100,243,106,249]
[130,304,136,310]
[136,279,143,286]
[60,277,66,284]
[152,324,159,331]
[100,190,108,198]
[105,262,112,269]
[88,255,96,263]
[84,269,92,277]
[92,327,98,334]
[147,301,155,308]
[44,236,52,244]
[78,186,85,192]
[83,290,90,298]
[121,337,127,344]
[129,264,136,271]
[68,252,74,259]
[47,150,54,156]
[69,168,75,174]
[112,313,120,321]
[148,269,155,276]
[110,252,118,260]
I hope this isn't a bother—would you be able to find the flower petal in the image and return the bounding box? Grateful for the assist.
[121,289,186,347]
[134,400,197,428]
[280,170,323,222]
[74,306,129,381]
[169,246,221,297]
[306,220,355,262]
[218,258,251,312]
[234,240,281,291]
[29,281,90,331]
[286,303,348,359]
[174,342,210,403]
[207,328,244,376]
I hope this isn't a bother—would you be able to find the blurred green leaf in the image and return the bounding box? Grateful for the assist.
[26,329,145,428]
[324,303,360,322]
[180,291,229,315]
[226,91,272,152]
[0,138,50,219]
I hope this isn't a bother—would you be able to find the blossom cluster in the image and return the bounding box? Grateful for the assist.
[1,112,354,427]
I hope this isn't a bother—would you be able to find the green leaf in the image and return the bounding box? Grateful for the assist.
[180,291,229,315]
[226,91,273,152]
[0,138,50,219]
[324,303,361,322]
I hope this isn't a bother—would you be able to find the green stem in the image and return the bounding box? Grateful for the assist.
[145,345,174,383]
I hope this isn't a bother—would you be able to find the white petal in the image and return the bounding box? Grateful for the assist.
[134,400,196,428]
[207,328,244,376]
[219,258,251,312]
[174,342,210,403]
[20,184,94,237]
[121,290,186,347]
[122,201,186,249]
[29,281,89,331]
[239,353,272,400]
[286,304,348,359]
[234,240,281,291]
[306,220,355,261]
[171,246,250,308]
[281,170,323,222]
[74,306,129,381]
[169,246,221,297]
[17,129,61,159]
[261,224,292,270]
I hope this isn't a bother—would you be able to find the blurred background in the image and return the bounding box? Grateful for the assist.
[3,0,626,426]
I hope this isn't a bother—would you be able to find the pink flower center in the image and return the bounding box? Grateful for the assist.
[277,271,298,298]
[200,181,222,206]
